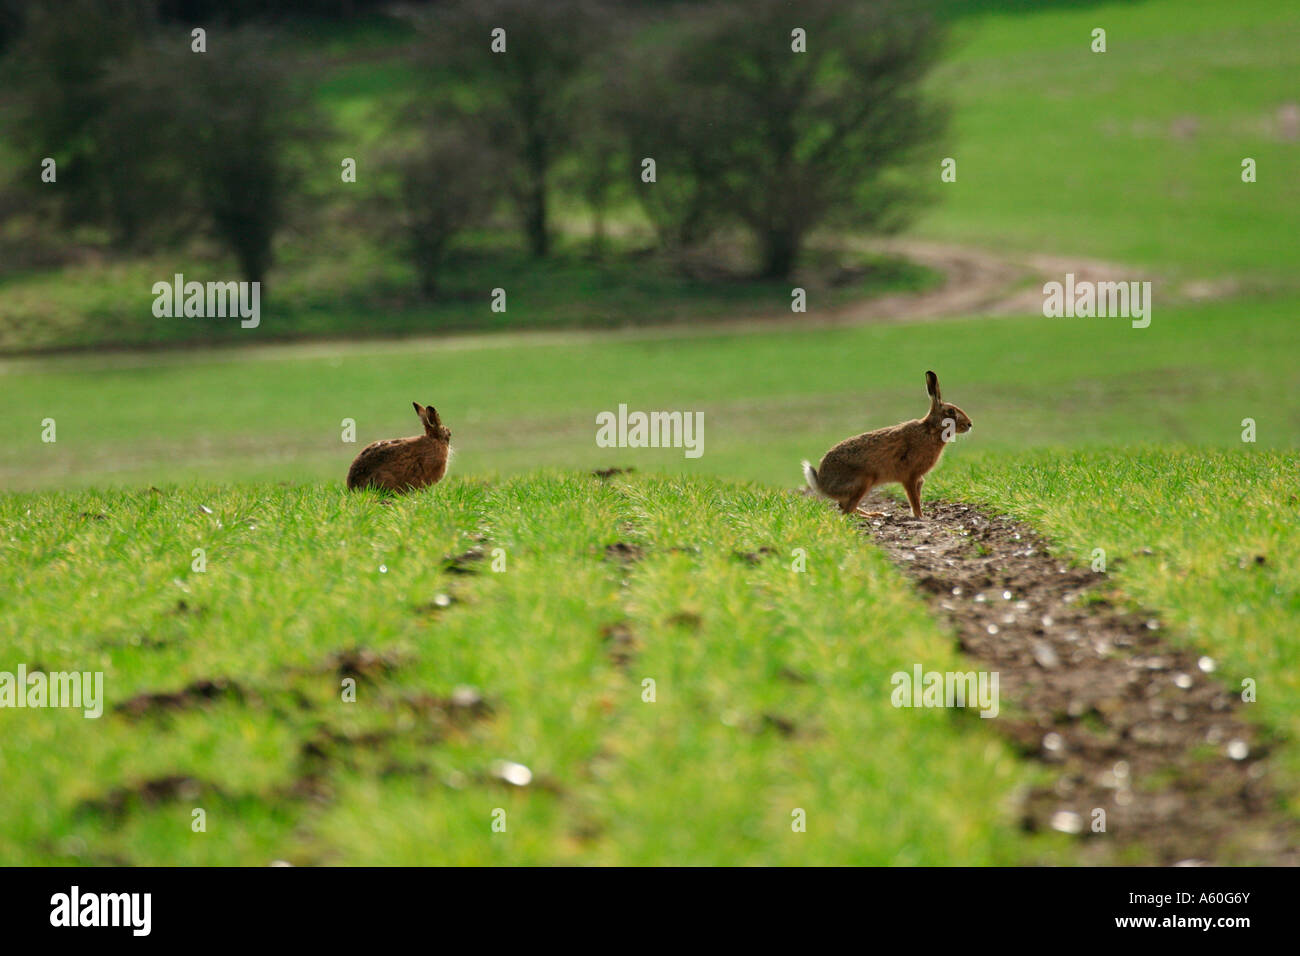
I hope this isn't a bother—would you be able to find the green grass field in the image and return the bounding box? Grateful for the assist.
[1,454,1295,864]
[927,0,1300,284]
[1,0,1297,865]
[1,472,1065,865]
[1,291,1294,491]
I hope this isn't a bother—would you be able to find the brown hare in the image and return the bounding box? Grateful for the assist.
[346,402,451,493]
[802,370,972,519]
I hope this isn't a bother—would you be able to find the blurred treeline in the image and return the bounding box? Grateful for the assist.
[0,0,946,296]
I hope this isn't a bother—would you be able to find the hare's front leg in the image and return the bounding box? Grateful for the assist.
[904,476,925,518]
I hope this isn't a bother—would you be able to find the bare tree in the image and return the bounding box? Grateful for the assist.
[385,125,501,298]
[104,30,325,285]
[3,0,158,243]
[559,69,628,258]
[656,0,947,278]
[179,33,321,286]
[408,0,615,258]
[605,28,732,253]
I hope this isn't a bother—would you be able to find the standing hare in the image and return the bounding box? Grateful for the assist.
[347,402,451,493]
[802,370,972,519]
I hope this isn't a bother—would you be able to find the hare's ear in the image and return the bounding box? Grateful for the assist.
[412,401,423,416]
[425,405,441,427]
[925,370,941,405]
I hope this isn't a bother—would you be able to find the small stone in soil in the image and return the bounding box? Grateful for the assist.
[1050,811,1084,834]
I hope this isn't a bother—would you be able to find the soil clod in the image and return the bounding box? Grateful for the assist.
[603,541,644,564]
[600,621,639,667]
[116,678,246,719]
[443,548,486,574]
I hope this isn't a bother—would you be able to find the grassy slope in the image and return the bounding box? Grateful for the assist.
[0,472,1055,865]
[925,0,1300,284]
[1,291,1294,491]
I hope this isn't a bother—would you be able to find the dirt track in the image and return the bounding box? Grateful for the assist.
[830,238,1178,325]
[852,492,1297,866]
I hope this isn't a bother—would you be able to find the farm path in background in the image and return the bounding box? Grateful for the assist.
[836,238,1234,327]
[848,492,1298,866]
[0,236,1233,367]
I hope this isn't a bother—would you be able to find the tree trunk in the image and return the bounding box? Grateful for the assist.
[523,181,549,258]
[240,250,269,289]
[589,207,606,258]
[521,121,550,258]
[418,268,438,299]
[759,227,800,280]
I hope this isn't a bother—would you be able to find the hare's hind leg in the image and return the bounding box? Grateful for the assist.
[842,476,881,517]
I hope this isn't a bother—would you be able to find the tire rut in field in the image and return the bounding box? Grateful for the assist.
[853,494,1298,865]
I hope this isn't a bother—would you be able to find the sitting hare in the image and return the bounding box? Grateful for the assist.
[347,402,451,493]
[802,370,972,519]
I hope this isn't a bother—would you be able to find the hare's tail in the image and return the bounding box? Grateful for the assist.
[802,460,825,497]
